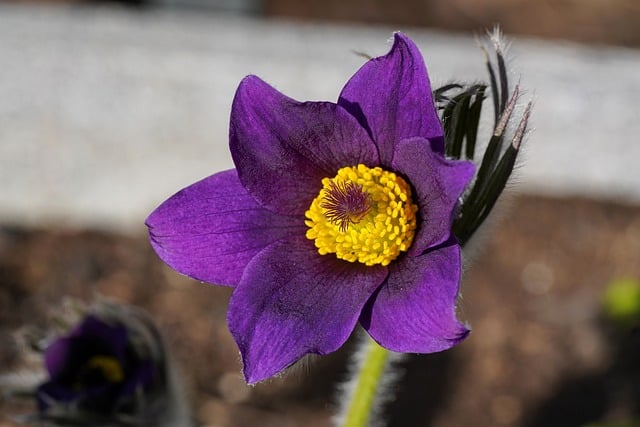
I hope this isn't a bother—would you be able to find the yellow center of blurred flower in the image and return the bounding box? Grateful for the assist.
[305,164,418,266]
[87,356,125,384]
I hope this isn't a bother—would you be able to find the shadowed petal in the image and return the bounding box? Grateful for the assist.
[230,76,379,216]
[392,137,475,256]
[360,242,469,353]
[338,32,444,165]
[146,170,305,287]
[228,236,388,384]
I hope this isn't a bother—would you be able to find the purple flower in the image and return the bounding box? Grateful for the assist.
[147,32,475,384]
[36,315,154,416]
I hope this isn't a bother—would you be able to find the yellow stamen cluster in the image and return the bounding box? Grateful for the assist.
[87,355,125,383]
[305,164,418,266]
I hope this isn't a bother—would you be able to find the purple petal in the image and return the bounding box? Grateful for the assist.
[43,338,74,380]
[392,137,475,256]
[70,316,127,347]
[146,169,305,287]
[338,32,444,165]
[360,242,469,353]
[228,236,388,384]
[230,75,379,216]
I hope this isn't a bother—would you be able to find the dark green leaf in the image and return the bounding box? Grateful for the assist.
[464,86,486,160]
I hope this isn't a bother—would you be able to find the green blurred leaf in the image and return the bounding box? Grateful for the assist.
[584,421,640,427]
[602,278,640,325]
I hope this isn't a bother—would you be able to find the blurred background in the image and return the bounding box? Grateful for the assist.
[1,0,640,426]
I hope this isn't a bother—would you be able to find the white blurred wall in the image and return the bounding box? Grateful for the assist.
[1,5,639,230]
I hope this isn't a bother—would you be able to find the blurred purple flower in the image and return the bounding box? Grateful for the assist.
[147,32,475,384]
[37,315,154,416]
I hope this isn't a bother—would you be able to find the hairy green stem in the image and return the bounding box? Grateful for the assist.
[341,335,390,427]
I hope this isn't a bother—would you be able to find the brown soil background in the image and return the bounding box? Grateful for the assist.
[1,194,640,426]
[263,0,640,47]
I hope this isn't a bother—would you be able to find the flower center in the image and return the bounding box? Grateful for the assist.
[85,355,125,384]
[305,164,418,266]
